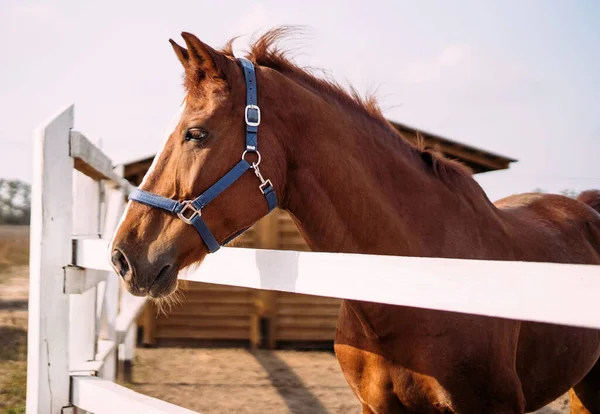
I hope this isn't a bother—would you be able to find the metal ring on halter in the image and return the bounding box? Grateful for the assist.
[242,150,261,167]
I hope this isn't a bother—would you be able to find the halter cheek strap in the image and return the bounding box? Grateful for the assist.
[128,58,277,253]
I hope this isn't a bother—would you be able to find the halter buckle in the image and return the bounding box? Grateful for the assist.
[177,200,201,225]
[252,164,273,194]
[259,179,273,194]
[245,105,260,127]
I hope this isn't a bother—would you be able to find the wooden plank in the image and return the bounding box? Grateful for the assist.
[276,305,341,317]
[279,230,305,239]
[182,282,255,293]
[26,105,74,414]
[70,131,112,181]
[155,327,251,340]
[180,296,255,305]
[277,294,341,306]
[182,290,255,299]
[275,328,336,341]
[166,304,253,316]
[157,316,250,329]
[74,242,600,330]
[73,238,117,270]
[64,266,108,294]
[276,211,295,221]
[276,316,339,330]
[69,131,133,191]
[71,376,197,414]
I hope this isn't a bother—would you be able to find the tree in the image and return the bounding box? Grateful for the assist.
[559,189,578,199]
[0,179,31,225]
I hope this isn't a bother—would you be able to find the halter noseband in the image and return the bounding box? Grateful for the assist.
[128,58,277,253]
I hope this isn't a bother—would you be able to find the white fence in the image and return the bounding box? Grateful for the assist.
[27,106,600,413]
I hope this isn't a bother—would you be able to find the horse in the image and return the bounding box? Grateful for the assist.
[109,28,600,413]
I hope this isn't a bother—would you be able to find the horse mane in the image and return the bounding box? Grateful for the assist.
[222,27,472,185]
[413,132,473,184]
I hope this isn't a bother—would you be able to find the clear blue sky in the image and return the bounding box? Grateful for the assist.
[1,0,598,201]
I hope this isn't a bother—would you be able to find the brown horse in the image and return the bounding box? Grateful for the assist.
[110,29,600,413]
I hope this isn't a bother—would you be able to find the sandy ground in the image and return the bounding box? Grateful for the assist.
[0,225,572,413]
[126,347,570,414]
[127,347,361,414]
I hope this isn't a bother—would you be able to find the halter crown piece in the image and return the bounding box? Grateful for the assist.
[128,58,278,253]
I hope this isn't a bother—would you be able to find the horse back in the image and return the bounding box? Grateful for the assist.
[494,192,600,265]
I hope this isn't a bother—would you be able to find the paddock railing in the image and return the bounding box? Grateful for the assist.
[27,105,600,413]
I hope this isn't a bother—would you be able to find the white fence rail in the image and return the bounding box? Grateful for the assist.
[71,377,196,414]
[76,239,600,331]
[27,105,600,413]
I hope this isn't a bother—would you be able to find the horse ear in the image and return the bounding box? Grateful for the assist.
[169,39,189,68]
[179,32,228,79]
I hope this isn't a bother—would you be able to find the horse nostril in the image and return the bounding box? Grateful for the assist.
[111,249,130,278]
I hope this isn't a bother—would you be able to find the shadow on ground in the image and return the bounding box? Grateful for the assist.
[252,350,328,414]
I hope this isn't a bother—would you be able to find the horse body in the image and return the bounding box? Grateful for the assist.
[330,193,600,413]
[110,29,600,413]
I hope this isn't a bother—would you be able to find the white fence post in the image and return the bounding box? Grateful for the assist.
[69,171,101,375]
[26,105,75,414]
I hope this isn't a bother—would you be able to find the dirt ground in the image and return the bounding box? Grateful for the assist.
[126,347,570,414]
[0,225,572,413]
[127,347,361,413]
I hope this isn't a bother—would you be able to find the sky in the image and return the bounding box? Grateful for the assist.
[0,0,598,201]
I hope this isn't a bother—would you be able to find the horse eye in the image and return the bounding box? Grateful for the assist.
[185,128,208,142]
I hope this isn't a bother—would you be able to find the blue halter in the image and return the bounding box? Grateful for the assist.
[128,58,278,253]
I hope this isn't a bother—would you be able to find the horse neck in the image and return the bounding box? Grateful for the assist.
[268,75,506,258]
